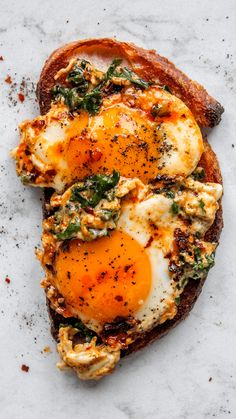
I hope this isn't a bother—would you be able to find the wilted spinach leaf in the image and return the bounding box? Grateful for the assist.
[56,220,81,241]
[71,171,120,208]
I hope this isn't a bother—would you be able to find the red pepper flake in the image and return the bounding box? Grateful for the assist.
[90,148,103,162]
[5,75,12,84]
[0,56,3,61]
[32,119,45,129]
[115,295,123,302]
[18,93,25,102]
[5,277,11,284]
[85,207,94,215]
[144,236,154,249]
[21,364,29,372]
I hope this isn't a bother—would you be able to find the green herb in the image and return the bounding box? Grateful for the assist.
[115,66,149,89]
[74,320,96,343]
[194,247,202,263]
[199,199,206,212]
[52,85,103,116]
[171,201,179,215]
[193,247,205,270]
[52,58,149,115]
[205,253,215,269]
[81,90,103,115]
[67,64,88,91]
[100,209,114,221]
[88,171,120,191]
[193,247,215,272]
[56,220,81,241]
[51,86,81,109]
[70,191,88,207]
[105,58,123,81]
[20,173,35,184]
[71,170,120,208]
[162,85,172,93]
[88,228,109,239]
[175,296,180,305]
[77,59,123,113]
[165,190,175,199]
[179,277,188,289]
[192,168,206,181]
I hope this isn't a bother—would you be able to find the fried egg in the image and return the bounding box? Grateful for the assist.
[49,192,180,334]
[42,174,222,335]
[12,55,223,381]
[13,85,203,191]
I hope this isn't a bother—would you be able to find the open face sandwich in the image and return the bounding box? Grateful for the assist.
[12,38,224,380]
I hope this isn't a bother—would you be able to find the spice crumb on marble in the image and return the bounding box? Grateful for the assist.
[18,93,25,102]
[21,364,29,372]
[5,75,12,84]
[43,346,52,354]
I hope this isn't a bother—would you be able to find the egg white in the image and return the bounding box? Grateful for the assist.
[117,194,177,333]
[64,193,179,334]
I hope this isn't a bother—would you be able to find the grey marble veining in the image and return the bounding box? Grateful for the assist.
[0,0,235,418]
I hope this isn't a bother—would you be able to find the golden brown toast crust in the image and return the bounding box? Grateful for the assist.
[37,38,224,127]
[36,38,223,356]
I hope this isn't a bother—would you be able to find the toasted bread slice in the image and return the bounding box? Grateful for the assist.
[36,39,223,358]
[37,38,224,127]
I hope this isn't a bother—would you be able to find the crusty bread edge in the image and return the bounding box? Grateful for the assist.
[37,38,224,127]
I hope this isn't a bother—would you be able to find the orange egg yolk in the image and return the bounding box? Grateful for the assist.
[49,89,169,184]
[65,105,163,183]
[55,230,152,324]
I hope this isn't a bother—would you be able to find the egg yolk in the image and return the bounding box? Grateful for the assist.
[56,100,166,184]
[55,230,152,323]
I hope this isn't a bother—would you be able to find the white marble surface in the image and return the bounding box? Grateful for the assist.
[0,0,235,417]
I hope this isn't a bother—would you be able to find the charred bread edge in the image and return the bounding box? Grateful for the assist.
[37,38,223,357]
[37,38,224,127]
